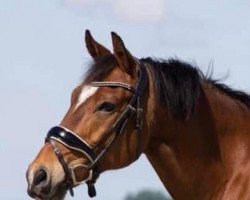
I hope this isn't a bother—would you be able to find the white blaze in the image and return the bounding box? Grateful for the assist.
[75,86,98,110]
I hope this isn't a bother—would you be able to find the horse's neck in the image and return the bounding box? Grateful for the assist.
[145,84,250,199]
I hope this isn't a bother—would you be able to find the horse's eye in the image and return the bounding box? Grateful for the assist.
[97,102,116,112]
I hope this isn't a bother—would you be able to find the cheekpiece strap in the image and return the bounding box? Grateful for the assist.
[112,104,136,134]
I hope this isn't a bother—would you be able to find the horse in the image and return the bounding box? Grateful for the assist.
[26,30,250,200]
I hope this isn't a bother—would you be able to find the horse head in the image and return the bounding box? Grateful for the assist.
[26,31,150,200]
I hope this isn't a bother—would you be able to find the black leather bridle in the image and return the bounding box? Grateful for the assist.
[45,62,148,198]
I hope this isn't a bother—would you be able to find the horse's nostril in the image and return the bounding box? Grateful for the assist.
[34,169,47,186]
[27,167,52,198]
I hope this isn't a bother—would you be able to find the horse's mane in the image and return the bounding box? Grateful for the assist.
[141,58,202,119]
[84,55,250,120]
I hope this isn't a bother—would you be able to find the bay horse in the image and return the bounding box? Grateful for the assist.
[26,30,250,200]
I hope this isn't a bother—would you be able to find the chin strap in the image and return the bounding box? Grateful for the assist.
[86,166,99,197]
[87,181,97,197]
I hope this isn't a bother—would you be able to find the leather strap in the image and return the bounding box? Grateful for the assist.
[46,126,96,162]
[48,139,75,196]
[91,82,136,93]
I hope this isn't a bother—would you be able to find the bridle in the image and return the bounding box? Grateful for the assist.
[45,62,148,197]
[45,61,148,198]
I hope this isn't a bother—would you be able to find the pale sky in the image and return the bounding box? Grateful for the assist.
[0,0,250,199]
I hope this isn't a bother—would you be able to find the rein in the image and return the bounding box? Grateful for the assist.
[45,62,148,198]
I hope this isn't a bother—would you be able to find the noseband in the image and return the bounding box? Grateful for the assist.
[45,62,148,198]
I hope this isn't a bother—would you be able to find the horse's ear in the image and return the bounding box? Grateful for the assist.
[111,32,137,77]
[85,30,111,59]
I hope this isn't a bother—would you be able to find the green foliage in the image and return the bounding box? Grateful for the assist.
[124,189,172,200]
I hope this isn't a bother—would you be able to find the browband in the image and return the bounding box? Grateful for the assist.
[91,81,136,93]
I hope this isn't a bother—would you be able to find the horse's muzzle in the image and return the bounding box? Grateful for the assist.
[27,166,52,199]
